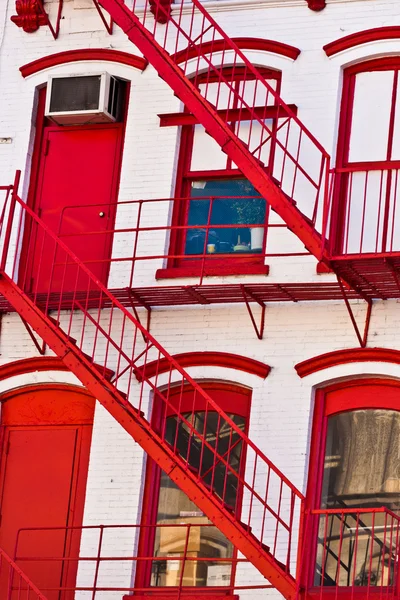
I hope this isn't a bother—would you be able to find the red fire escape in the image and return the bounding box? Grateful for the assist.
[4,0,400,598]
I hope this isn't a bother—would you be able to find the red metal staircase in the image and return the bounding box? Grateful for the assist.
[2,0,339,592]
[0,545,48,599]
[97,0,331,262]
[0,182,304,599]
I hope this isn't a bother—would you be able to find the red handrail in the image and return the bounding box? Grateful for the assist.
[97,0,330,259]
[308,507,400,596]
[0,546,48,599]
[0,176,304,590]
[14,523,273,596]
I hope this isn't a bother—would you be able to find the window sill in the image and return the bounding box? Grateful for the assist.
[156,264,270,279]
[123,594,239,600]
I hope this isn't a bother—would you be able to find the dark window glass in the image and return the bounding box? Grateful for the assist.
[315,410,400,588]
[151,411,245,588]
[185,179,266,256]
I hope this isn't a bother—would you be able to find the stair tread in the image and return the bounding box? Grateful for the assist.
[47,315,60,326]
[117,390,145,418]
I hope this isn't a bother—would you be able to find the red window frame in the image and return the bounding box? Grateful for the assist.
[331,57,400,255]
[157,66,282,279]
[302,378,400,594]
[135,381,252,596]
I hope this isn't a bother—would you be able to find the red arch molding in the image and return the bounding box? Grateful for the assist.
[323,27,400,58]
[136,351,271,381]
[0,356,113,381]
[20,49,148,78]
[295,347,400,378]
[173,37,300,65]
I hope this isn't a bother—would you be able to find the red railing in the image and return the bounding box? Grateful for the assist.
[330,165,400,256]
[0,546,48,599]
[0,176,304,590]
[14,523,273,597]
[99,0,331,241]
[307,508,400,598]
[50,195,309,288]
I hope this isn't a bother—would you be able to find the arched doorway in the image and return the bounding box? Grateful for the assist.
[305,379,400,593]
[0,384,95,599]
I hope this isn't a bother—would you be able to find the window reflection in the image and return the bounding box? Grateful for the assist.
[151,411,245,588]
[185,179,267,256]
[315,410,400,587]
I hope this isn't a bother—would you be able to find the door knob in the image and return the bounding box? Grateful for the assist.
[99,211,105,218]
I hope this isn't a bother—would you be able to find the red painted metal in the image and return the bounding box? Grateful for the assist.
[0,356,70,379]
[40,195,299,282]
[0,546,48,599]
[332,165,400,256]
[330,59,400,258]
[295,347,400,378]
[24,125,124,293]
[137,382,252,591]
[172,37,301,64]
[0,179,364,311]
[306,0,326,10]
[0,386,94,600]
[11,0,63,39]
[324,26,400,57]
[158,104,298,127]
[29,192,400,304]
[336,276,372,348]
[93,0,329,261]
[10,0,48,34]
[13,523,273,598]
[0,183,303,599]
[301,380,400,596]
[306,507,400,597]
[20,49,147,78]
[323,378,400,415]
[0,356,114,382]
[136,351,270,380]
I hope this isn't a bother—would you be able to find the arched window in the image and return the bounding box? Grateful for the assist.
[332,58,400,255]
[305,380,400,592]
[136,381,252,592]
[158,66,282,278]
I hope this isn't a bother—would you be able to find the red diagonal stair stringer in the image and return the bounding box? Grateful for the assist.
[97,0,330,261]
[0,190,303,599]
[0,272,299,599]
[0,546,49,599]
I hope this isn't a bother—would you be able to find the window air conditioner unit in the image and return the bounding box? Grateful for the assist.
[45,73,122,125]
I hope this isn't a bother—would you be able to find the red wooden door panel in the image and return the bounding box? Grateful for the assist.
[24,125,122,293]
[0,386,95,600]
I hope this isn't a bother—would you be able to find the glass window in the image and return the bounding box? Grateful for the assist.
[315,409,400,587]
[151,411,245,588]
[185,179,267,256]
[173,67,281,265]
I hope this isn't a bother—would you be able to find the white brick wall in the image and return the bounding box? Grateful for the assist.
[1,0,400,597]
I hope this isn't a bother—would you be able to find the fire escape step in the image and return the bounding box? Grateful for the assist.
[116,390,146,418]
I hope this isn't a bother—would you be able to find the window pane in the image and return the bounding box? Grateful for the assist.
[151,411,245,588]
[185,179,267,255]
[191,124,228,171]
[315,410,400,588]
[391,73,400,160]
[349,71,394,162]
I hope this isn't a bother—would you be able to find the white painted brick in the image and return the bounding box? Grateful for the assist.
[1,1,400,597]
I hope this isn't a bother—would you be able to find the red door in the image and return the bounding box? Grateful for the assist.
[23,125,123,293]
[0,386,95,600]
